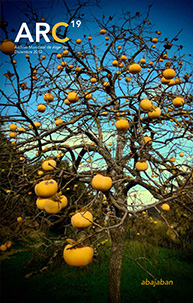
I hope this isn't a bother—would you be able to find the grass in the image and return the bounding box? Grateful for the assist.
[1,240,193,303]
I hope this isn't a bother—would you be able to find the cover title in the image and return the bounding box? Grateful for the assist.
[14,22,69,43]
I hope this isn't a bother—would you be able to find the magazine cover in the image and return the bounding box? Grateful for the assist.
[0,0,193,302]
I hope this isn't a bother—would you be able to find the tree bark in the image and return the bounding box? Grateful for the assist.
[107,222,127,303]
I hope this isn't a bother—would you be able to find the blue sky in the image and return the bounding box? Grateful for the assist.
[1,0,193,55]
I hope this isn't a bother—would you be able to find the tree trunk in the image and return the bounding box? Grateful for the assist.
[107,223,127,303]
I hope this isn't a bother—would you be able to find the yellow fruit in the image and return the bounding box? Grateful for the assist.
[75,66,81,72]
[140,99,153,112]
[163,68,175,80]
[35,179,58,198]
[121,55,127,61]
[88,36,92,40]
[161,77,170,84]
[140,58,146,64]
[129,63,141,74]
[63,50,69,55]
[175,78,182,84]
[5,241,12,248]
[163,54,168,59]
[85,93,92,100]
[42,159,56,171]
[90,77,97,83]
[76,39,81,44]
[67,91,79,103]
[169,157,175,162]
[151,37,158,43]
[143,136,152,145]
[60,195,68,208]
[55,118,63,126]
[56,53,62,59]
[36,197,47,210]
[37,170,44,176]
[44,199,62,214]
[37,104,46,113]
[64,99,71,105]
[0,244,7,252]
[179,152,184,157]
[135,161,148,171]
[43,93,54,102]
[17,216,23,222]
[115,118,129,131]
[125,77,130,83]
[161,203,170,211]
[18,127,26,132]
[148,107,161,119]
[168,79,175,86]
[57,65,63,70]
[100,29,106,35]
[112,60,118,67]
[34,121,41,129]
[63,244,94,266]
[172,97,185,108]
[71,211,93,228]
[0,40,15,55]
[9,132,17,138]
[42,55,46,60]
[9,124,17,131]
[91,174,112,192]
[61,61,67,67]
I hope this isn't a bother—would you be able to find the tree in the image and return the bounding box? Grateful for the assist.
[0,1,193,302]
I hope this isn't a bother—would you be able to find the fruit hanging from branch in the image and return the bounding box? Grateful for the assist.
[35,179,58,198]
[44,199,62,214]
[148,107,161,119]
[115,118,129,131]
[163,68,175,80]
[42,159,56,171]
[140,99,153,112]
[63,244,94,266]
[91,174,112,192]
[129,63,141,74]
[135,160,148,171]
[71,211,93,228]
[0,40,15,55]
[43,93,54,102]
[172,97,185,108]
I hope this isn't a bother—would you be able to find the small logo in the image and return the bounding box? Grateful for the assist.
[141,279,173,287]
